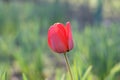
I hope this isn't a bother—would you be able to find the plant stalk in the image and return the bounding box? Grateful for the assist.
[64,53,73,80]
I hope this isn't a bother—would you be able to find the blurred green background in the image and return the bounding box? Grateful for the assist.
[0,0,120,80]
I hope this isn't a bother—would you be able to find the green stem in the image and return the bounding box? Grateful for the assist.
[64,53,73,80]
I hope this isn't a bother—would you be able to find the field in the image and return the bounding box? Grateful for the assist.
[0,0,120,80]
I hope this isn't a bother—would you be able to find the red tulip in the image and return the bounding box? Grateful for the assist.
[48,21,74,53]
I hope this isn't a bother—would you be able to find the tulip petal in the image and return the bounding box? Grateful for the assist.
[55,23,68,48]
[66,22,74,50]
[49,33,67,53]
[48,23,68,53]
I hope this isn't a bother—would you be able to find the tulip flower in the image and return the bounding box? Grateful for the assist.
[48,21,74,53]
[48,21,74,80]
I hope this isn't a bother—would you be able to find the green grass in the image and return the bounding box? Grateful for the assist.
[0,1,120,80]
